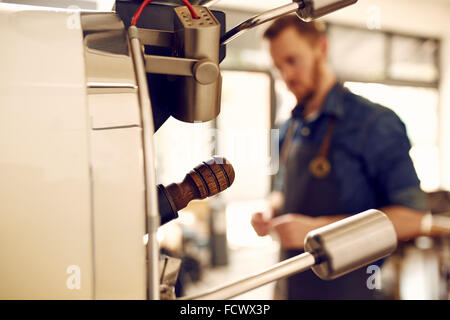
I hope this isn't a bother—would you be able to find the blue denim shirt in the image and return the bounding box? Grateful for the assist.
[275,83,427,215]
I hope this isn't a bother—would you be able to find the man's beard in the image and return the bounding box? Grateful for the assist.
[296,57,321,106]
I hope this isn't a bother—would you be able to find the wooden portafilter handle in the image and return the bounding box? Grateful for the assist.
[157,156,235,225]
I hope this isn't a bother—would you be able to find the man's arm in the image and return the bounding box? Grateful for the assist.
[271,205,446,249]
[270,207,415,249]
[317,206,437,240]
[378,206,426,240]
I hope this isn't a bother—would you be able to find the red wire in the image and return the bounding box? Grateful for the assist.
[180,0,199,19]
[131,0,153,26]
[131,0,199,27]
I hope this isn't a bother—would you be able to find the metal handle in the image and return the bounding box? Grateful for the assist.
[297,0,358,21]
[180,209,396,300]
[129,26,160,300]
[221,2,301,45]
[180,252,316,300]
[191,0,221,6]
[221,0,358,45]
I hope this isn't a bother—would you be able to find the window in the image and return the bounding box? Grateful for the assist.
[328,26,386,81]
[345,82,440,191]
[327,24,440,87]
[390,36,439,83]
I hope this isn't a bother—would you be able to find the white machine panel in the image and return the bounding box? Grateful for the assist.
[0,5,94,299]
[90,128,147,299]
[0,5,148,299]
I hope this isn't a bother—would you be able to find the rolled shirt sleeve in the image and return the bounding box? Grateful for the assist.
[360,109,428,211]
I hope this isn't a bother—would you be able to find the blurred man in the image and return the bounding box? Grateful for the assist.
[251,15,440,299]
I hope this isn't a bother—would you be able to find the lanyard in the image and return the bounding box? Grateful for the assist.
[309,117,336,178]
[280,116,336,179]
[280,84,343,179]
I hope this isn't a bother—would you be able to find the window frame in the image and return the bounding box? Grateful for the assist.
[326,22,441,89]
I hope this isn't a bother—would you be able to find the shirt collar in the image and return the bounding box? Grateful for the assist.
[291,82,344,121]
[321,82,344,119]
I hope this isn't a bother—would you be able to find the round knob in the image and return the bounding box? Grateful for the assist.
[193,59,219,85]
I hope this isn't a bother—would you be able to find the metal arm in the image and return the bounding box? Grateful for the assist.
[221,2,301,45]
[180,209,397,300]
[181,252,316,300]
[221,0,358,45]
[129,26,161,300]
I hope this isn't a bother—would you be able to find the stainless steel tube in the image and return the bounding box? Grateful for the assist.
[181,252,316,300]
[221,2,301,45]
[296,0,358,21]
[305,209,397,280]
[191,0,221,6]
[181,210,396,300]
[129,26,160,300]
[221,0,358,45]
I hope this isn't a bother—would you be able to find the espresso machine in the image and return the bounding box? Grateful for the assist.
[0,0,402,300]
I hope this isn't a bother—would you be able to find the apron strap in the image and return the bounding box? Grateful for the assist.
[280,119,299,166]
[317,117,336,159]
[280,117,336,167]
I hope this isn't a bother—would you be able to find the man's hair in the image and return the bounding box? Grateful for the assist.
[263,14,326,45]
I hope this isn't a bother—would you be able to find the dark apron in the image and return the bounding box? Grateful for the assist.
[277,106,378,300]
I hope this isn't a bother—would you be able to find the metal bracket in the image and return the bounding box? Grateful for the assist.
[137,28,174,47]
[144,55,219,85]
[132,5,222,123]
[145,55,197,76]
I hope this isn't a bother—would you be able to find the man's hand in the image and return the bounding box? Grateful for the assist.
[251,191,285,237]
[270,214,326,249]
[251,211,272,236]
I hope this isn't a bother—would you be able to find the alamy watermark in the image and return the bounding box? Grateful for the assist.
[66,5,81,30]
[158,123,280,176]
[366,5,381,30]
[366,264,382,290]
[66,265,81,290]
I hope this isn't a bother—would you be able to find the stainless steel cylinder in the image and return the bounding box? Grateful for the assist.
[304,209,397,280]
[173,6,222,123]
[296,0,358,22]
[177,210,396,299]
